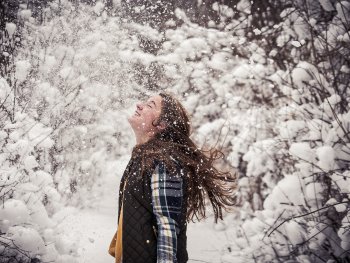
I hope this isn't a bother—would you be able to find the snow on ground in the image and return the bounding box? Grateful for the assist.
[58,157,229,263]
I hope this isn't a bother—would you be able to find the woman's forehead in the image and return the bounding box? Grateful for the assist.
[146,95,162,106]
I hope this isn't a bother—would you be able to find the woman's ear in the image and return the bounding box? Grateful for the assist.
[157,120,167,131]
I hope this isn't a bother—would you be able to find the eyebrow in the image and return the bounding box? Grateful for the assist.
[149,100,157,108]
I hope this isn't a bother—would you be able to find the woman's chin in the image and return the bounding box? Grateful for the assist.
[127,114,137,122]
[127,116,140,129]
[127,116,134,126]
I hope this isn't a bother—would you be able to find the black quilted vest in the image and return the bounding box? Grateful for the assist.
[117,149,189,263]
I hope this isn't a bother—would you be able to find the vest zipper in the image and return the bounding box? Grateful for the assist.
[122,178,128,200]
[152,225,158,238]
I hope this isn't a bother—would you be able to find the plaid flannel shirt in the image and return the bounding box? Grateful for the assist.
[151,160,183,263]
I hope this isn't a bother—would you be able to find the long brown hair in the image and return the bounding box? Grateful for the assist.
[132,92,237,223]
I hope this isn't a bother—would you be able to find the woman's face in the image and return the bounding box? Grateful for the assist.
[127,95,164,136]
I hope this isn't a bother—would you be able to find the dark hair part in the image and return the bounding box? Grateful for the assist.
[133,92,237,223]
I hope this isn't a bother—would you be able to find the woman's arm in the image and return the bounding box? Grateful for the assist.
[151,161,183,263]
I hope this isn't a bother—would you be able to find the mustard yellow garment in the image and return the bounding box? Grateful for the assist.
[108,178,128,263]
[114,202,123,263]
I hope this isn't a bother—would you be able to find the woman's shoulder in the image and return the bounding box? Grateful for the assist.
[138,141,186,176]
[151,154,186,178]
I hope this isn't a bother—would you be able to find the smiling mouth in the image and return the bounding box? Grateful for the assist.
[135,111,140,116]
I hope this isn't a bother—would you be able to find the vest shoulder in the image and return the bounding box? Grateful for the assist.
[151,155,187,178]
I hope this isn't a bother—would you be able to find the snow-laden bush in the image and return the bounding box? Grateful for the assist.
[0,1,139,261]
[209,0,350,261]
[12,0,144,208]
[0,78,79,262]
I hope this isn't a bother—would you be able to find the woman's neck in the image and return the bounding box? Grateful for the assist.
[133,135,157,151]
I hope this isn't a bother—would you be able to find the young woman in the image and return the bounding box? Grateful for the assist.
[108,92,237,263]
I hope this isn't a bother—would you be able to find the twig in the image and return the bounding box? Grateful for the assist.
[267,201,349,237]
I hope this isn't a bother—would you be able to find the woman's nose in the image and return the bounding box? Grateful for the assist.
[136,102,143,110]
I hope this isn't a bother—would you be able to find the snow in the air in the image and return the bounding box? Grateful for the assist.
[0,0,349,262]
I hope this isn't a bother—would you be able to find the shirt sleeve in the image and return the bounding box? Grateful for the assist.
[151,160,183,263]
